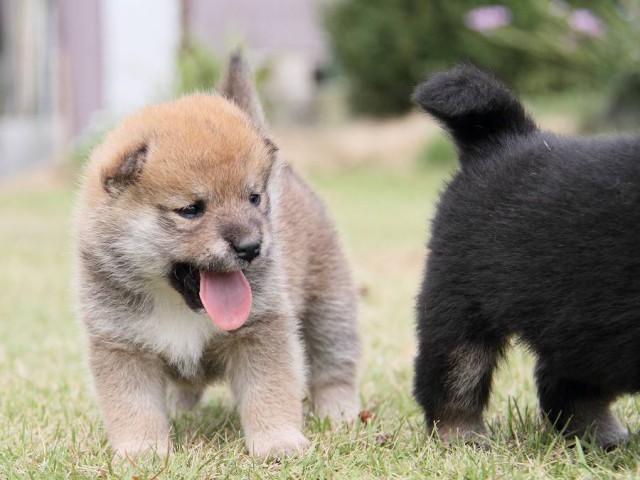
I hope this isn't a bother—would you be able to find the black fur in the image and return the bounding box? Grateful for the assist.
[413,65,640,448]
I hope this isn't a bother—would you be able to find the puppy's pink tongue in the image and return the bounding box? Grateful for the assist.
[199,270,252,331]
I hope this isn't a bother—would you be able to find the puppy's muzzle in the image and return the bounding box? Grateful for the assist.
[233,238,261,263]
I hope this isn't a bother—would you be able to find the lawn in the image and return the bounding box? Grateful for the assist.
[1,161,639,479]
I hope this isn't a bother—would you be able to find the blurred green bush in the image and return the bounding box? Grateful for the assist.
[175,38,222,95]
[417,133,457,170]
[325,0,640,122]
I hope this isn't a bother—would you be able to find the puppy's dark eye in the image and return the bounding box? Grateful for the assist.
[175,201,205,219]
[249,193,261,206]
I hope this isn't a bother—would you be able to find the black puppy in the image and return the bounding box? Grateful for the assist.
[413,65,640,449]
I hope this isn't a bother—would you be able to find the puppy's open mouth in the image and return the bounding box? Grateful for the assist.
[169,263,202,310]
[169,262,252,331]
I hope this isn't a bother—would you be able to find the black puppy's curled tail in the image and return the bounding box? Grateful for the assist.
[413,65,537,164]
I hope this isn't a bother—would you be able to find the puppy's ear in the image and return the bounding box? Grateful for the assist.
[219,51,266,132]
[265,139,285,215]
[102,144,148,196]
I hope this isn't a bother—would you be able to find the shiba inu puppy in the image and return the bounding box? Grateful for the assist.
[75,54,360,458]
[413,65,640,449]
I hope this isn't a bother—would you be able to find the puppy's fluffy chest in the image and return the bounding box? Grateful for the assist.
[133,284,222,378]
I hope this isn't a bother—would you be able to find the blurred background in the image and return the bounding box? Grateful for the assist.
[2,0,640,180]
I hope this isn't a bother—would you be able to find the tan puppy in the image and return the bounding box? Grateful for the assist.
[75,54,360,459]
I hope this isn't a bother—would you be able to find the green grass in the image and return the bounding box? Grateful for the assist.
[1,165,640,479]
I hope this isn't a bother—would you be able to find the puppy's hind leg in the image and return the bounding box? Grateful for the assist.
[414,294,504,444]
[167,381,205,416]
[302,269,360,424]
[415,339,501,444]
[535,362,629,449]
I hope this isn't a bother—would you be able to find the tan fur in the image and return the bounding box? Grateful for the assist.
[75,54,360,459]
[445,344,494,411]
[420,344,496,445]
[431,412,488,446]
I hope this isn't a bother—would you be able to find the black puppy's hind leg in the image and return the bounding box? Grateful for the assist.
[414,306,503,444]
[536,361,629,450]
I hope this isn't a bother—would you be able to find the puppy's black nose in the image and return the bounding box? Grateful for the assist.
[233,239,261,262]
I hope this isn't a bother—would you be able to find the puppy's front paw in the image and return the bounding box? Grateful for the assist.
[246,427,310,459]
[312,383,360,425]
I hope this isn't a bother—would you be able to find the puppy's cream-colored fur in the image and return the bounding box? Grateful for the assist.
[75,55,360,458]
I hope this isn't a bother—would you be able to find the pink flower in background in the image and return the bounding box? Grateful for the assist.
[568,8,605,38]
[465,5,512,34]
